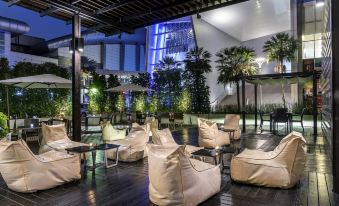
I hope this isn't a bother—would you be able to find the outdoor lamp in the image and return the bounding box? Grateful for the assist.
[316,0,324,7]
[69,37,84,53]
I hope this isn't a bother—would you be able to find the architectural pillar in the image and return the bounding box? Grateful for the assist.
[254,84,258,129]
[242,76,246,132]
[72,14,81,142]
[120,43,125,71]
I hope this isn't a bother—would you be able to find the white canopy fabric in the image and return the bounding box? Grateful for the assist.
[106,83,153,92]
[246,76,312,86]
[0,74,72,89]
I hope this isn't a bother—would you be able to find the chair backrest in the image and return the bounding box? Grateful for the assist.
[270,132,306,176]
[41,123,69,146]
[224,114,240,129]
[273,108,288,122]
[127,122,150,143]
[0,139,35,164]
[145,117,158,130]
[197,118,219,148]
[151,128,177,146]
[101,121,126,142]
[147,144,187,204]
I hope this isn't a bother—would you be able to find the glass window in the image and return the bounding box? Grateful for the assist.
[0,32,4,57]
[124,44,136,71]
[105,44,120,70]
[303,41,315,59]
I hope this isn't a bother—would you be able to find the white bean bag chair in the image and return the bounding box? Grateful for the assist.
[39,123,88,154]
[231,131,307,189]
[147,144,221,206]
[197,118,230,148]
[0,139,80,193]
[101,121,126,142]
[106,122,150,162]
[224,114,241,140]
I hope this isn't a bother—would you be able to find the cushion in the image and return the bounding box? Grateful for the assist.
[42,123,69,144]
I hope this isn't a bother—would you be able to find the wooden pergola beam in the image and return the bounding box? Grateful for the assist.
[95,0,139,15]
[40,7,60,17]
[6,0,20,7]
[42,0,134,33]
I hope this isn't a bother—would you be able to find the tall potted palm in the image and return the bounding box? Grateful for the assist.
[263,32,298,107]
[215,46,256,113]
[183,47,212,113]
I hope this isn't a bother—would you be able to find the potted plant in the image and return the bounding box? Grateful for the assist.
[0,112,8,138]
[263,32,298,107]
[215,46,257,113]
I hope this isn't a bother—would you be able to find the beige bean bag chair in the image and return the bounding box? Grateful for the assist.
[231,131,306,189]
[39,123,88,154]
[145,117,159,136]
[224,114,241,140]
[197,118,230,148]
[106,122,150,162]
[101,121,126,142]
[151,128,202,155]
[0,139,81,193]
[147,144,221,206]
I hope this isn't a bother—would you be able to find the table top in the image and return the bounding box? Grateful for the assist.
[95,143,120,150]
[66,145,96,153]
[192,146,235,157]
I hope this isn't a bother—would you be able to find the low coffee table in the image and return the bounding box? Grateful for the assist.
[66,144,120,174]
[191,146,235,171]
[66,145,96,175]
[95,143,120,168]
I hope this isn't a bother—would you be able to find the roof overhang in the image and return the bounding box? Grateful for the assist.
[4,0,248,36]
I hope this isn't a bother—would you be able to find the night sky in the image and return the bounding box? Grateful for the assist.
[0,1,71,40]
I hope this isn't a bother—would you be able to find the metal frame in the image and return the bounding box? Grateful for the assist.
[242,71,318,136]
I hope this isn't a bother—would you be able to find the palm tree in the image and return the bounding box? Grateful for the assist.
[157,56,177,70]
[215,46,256,113]
[183,47,212,113]
[263,32,298,73]
[263,33,298,107]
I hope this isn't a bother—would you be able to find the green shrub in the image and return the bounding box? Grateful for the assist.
[0,112,8,138]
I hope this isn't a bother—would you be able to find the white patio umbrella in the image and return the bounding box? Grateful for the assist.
[0,74,72,118]
[106,83,153,113]
[106,83,153,92]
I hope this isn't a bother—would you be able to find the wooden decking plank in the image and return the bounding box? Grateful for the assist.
[308,172,319,206]
[318,173,331,206]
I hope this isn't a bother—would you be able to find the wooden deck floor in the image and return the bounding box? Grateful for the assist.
[0,126,337,206]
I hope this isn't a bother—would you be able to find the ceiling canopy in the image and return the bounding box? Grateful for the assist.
[4,0,247,36]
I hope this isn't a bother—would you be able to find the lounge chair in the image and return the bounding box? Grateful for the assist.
[151,128,202,154]
[197,118,230,148]
[106,122,150,162]
[230,131,306,189]
[0,139,80,193]
[147,144,221,206]
[39,123,88,154]
[224,114,241,140]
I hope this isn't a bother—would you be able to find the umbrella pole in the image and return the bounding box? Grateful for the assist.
[6,86,10,129]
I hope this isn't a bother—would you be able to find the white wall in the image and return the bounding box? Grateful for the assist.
[192,17,241,106]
